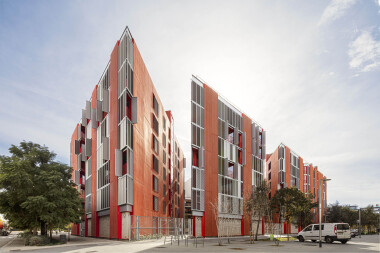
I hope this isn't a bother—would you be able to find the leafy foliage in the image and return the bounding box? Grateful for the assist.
[271,187,317,229]
[0,141,83,235]
[327,202,380,233]
[245,180,271,241]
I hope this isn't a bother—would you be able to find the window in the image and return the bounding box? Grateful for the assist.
[153,94,159,116]
[290,153,300,188]
[162,133,166,148]
[163,200,166,214]
[313,225,324,231]
[153,176,159,192]
[153,155,159,173]
[268,162,271,171]
[153,135,159,154]
[163,117,166,130]
[163,151,166,165]
[164,184,166,194]
[152,115,159,135]
[163,167,166,180]
[304,225,312,232]
[153,196,159,211]
[98,162,110,188]
[268,172,271,180]
[337,224,349,230]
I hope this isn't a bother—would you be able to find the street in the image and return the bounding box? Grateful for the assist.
[1,234,379,253]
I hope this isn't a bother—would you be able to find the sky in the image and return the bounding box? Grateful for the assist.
[0,0,379,208]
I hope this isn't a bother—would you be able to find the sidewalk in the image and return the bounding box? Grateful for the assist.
[1,233,117,252]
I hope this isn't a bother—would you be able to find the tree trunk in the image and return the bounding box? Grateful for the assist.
[33,227,37,235]
[49,224,53,240]
[287,220,289,241]
[250,216,254,244]
[255,216,261,241]
[40,221,46,236]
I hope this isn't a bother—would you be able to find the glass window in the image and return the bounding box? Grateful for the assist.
[337,224,349,230]
[153,135,159,154]
[152,115,159,135]
[153,155,159,173]
[304,225,312,232]
[153,176,159,192]
[153,94,159,116]
[153,196,159,211]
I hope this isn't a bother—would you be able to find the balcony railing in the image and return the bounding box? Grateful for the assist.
[118,174,133,206]
[96,184,110,211]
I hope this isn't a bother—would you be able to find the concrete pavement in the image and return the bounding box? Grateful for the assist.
[1,233,379,253]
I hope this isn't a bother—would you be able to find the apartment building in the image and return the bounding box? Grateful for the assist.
[70,27,185,239]
[266,143,327,227]
[190,76,266,237]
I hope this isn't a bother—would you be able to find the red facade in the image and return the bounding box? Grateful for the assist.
[70,27,185,239]
[266,144,327,225]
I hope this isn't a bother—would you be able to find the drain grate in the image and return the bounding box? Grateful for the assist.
[230,248,245,250]
[155,246,166,248]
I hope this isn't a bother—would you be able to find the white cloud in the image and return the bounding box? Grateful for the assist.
[348,30,380,72]
[318,0,356,26]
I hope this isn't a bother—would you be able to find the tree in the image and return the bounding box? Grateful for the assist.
[245,180,271,241]
[209,197,223,246]
[271,187,317,239]
[326,202,357,226]
[361,205,379,233]
[0,141,83,238]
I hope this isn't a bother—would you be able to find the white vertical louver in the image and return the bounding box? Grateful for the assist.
[102,136,109,161]
[96,100,103,122]
[74,140,80,155]
[102,89,109,113]
[85,139,92,156]
[115,149,122,177]
[85,101,91,119]
[234,128,239,145]
[82,109,87,127]
[131,97,138,124]
[74,170,80,185]
[77,123,82,140]
[199,147,204,168]
[91,108,97,129]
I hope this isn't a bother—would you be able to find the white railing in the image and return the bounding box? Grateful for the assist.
[96,184,110,211]
[118,174,133,206]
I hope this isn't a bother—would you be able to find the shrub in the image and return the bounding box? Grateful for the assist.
[27,236,49,246]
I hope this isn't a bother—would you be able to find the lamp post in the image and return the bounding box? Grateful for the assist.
[319,178,331,248]
[358,208,361,239]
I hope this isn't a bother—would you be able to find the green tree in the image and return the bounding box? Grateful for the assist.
[326,202,357,226]
[245,180,271,241]
[0,141,83,237]
[271,187,317,238]
[361,205,379,233]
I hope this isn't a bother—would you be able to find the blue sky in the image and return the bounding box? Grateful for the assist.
[0,0,379,207]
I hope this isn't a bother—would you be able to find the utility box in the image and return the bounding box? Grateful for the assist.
[59,234,67,243]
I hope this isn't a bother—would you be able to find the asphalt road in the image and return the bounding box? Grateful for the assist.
[3,234,380,253]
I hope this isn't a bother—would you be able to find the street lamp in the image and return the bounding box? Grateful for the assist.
[319,178,331,248]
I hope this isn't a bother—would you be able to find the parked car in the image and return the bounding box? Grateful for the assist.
[297,223,351,244]
[350,229,358,238]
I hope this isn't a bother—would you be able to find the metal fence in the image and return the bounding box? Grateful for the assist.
[129,216,187,240]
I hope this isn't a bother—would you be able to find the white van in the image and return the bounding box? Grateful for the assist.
[297,223,351,244]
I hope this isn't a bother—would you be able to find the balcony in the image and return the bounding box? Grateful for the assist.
[118,174,133,206]
[96,184,110,211]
